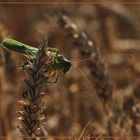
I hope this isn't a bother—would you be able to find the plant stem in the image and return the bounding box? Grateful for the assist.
[18,41,48,140]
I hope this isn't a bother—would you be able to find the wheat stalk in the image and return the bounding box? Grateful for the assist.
[58,14,112,103]
[17,41,49,139]
[58,14,113,137]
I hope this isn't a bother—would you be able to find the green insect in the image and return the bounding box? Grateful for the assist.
[1,38,71,83]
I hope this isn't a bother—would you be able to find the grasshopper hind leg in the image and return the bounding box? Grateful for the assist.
[48,71,59,83]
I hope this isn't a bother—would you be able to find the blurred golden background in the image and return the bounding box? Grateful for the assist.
[0,1,140,139]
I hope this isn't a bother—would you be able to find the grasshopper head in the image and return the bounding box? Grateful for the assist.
[47,48,72,74]
[57,54,72,74]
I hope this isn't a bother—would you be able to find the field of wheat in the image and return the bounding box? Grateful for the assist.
[0,1,140,140]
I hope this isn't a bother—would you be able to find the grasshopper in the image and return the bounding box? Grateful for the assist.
[1,38,71,83]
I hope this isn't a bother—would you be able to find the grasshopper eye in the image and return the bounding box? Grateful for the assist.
[60,55,64,59]
[58,55,65,62]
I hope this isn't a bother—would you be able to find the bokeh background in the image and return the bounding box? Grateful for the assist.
[0,1,140,139]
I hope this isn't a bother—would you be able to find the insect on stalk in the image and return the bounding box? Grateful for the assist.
[0,38,72,139]
[1,38,72,83]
